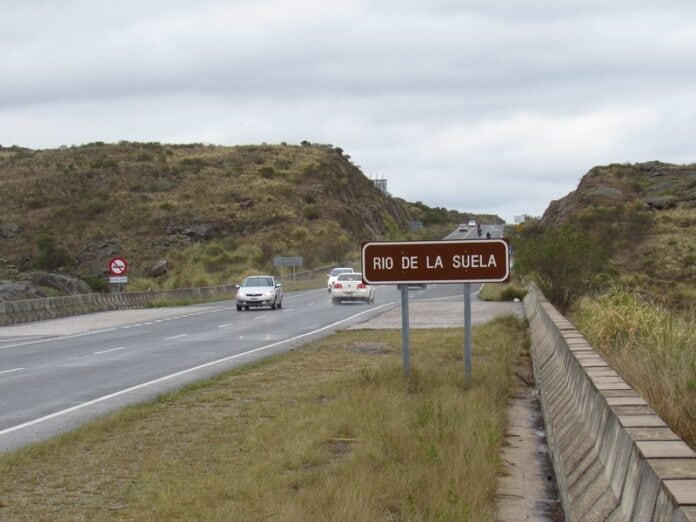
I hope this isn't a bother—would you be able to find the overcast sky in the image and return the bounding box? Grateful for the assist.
[2,1,696,222]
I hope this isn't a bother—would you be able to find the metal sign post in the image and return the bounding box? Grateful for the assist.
[401,285,411,377]
[464,283,472,382]
[400,285,411,377]
[362,239,510,381]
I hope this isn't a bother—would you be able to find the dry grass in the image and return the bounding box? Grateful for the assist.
[478,282,527,302]
[0,318,525,520]
[574,288,696,447]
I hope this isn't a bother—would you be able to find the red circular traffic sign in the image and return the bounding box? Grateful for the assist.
[108,257,128,276]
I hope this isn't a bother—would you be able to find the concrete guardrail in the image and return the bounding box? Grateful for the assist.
[0,266,336,327]
[524,285,696,520]
[0,284,238,327]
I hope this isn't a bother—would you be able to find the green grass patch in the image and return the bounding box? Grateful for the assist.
[0,317,526,520]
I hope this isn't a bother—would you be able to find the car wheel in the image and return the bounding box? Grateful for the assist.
[277,299,282,309]
[331,297,340,305]
[244,306,249,311]
[236,304,242,311]
[270,299,277,310]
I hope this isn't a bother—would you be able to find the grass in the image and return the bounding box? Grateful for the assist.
[0,317,526,520]
[478,282,527,302]
[574,288,696,448]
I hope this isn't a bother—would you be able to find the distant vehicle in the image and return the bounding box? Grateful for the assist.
[235,275,283,311]
[331,272,375,304]
[327,267,354,293]
[458,224,468,232]
[468,219,477,227]
[396,283,427,290]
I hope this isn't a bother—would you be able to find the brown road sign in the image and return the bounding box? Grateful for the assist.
[361,239,510,284]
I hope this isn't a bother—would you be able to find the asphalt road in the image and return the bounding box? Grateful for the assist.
[0,224,506,452]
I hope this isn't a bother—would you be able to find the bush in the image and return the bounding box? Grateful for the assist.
[513,223,612,312]
[500,284,528,301]
[479,282,527,302]
[302,204,319,220]
[84,276,110,293]
[35,234,74,271]
[127,277,160,292]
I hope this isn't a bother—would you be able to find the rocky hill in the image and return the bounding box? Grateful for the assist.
[539,161,696,308]
[0,142,491,298]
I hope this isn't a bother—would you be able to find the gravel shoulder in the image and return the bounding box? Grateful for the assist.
[351,299,525,329]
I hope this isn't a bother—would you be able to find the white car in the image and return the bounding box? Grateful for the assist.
[327,267,354,293]
[235,275,283,311]
[468,219,477,227]
[331,272,375,304]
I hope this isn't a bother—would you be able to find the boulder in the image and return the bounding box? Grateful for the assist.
[0,222,21,238]
[149,259,170,277]
[29,272,92,295]
[184,223,217,240]
[0,281,45,302]
[646,196,677,210]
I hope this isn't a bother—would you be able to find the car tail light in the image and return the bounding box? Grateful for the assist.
[357,283,366,289]
[334,283,343,289]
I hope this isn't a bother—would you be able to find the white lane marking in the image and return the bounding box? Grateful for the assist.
[164,334,188,340]
[217,324,234,329]
[0,368,25,375]
[254,315,267,320]
[93,346,126,355]
[0,303,392,438]
[0,328,118,351]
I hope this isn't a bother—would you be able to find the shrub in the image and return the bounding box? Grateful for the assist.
[258,166,276,179]
[127,277,160,292]
[84,276,110,293]
[513,223,612,312]
[35,234,74,270]
[500,284,528,301]
[302,204,319,220]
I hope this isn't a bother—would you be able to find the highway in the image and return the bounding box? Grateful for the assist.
[0,223,505,451]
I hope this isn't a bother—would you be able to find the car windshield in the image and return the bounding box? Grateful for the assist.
[244,277,273,287]
[331,268,352,276]
[337,273,363,282]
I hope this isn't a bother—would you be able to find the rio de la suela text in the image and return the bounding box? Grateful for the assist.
[371,254,498,271]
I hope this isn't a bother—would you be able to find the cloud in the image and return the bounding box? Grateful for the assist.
[1,1,696,222]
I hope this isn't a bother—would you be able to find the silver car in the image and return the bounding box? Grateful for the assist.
[236,275,283,311]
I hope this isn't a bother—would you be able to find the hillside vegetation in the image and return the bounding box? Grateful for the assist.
[516,161,696,310]
[512,161,696,447]
[0,142,486,292]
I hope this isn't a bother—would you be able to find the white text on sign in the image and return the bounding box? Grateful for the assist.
[373,254,498,271]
